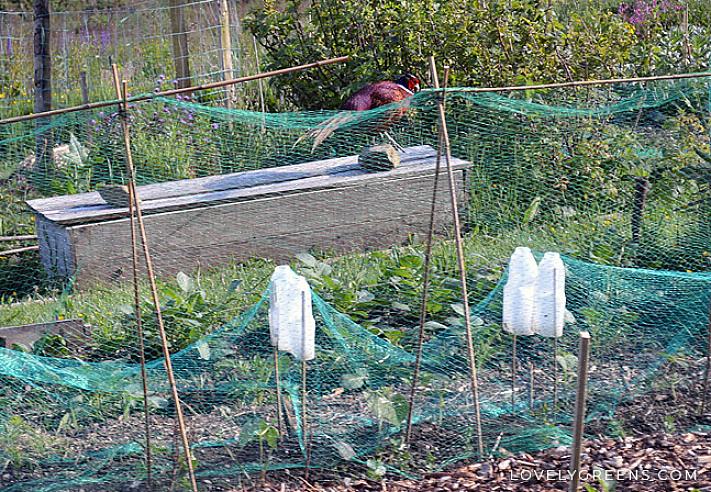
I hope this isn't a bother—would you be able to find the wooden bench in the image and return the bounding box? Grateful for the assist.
[27,145,468,288]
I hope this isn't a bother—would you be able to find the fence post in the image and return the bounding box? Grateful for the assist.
[33,0,52,189]
[219,0,235,108]
[169,0,192,90]
[79,71,89,104]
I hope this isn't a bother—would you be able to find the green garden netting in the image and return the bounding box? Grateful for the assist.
[0,255,709,491]
[0,76,710,490]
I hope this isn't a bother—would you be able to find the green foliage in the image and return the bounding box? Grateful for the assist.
[0,415,65,472]
[246,0,709,109]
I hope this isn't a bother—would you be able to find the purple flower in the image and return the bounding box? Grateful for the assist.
[100,29,110,52]
[211,123,220,130]
[618,0,683,26]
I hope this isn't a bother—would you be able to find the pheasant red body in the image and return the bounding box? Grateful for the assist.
[341,79,419,111]
[298,74,421,151]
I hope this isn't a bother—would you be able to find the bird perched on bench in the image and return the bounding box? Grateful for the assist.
[295,74,421,152]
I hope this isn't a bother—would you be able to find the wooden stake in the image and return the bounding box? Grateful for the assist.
[110,67,153,488]
[553,269,559,415]
[568,331,591,492]
[529,361,534,414]
[429,55,484,456]
[553,337,559,414]
[701,298,711,414]
[169,0,192,90]
[111,65,198,492]
[0,235,37,243]
[301,291,311,479]
[219,0,235,109]
[682,5,691,66]
[126,179,153,489]
[79,71,89,105]
[511,334,517,413]
[273,347,284,435]
[253,36,267,117]
[33,0,52,189]
[1,56,351,126]
[112,66,153,488]
[271,290,284,436]
[0,245,39,256]
[404,66,450,443]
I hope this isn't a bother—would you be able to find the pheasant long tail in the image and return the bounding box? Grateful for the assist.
[293,113,358,152]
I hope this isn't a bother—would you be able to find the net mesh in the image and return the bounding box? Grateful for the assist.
[0,77,710,490]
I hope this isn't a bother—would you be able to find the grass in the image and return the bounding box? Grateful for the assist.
[0,212,644,359]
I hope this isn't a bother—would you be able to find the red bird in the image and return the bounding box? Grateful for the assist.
[340,74,421,111]
[299,74,421,152]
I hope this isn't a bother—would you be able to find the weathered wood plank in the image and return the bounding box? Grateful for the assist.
[66,170,464,287]
[30,146,469,287]
[36,215,75,280]
[39,158,466,226]
[26,145,440,222]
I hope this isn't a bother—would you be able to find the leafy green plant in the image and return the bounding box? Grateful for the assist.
[365,387,409,429]
[238,417,280,478]
[0,415,65,472]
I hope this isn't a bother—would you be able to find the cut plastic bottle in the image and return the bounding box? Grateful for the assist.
[268,265,316,361]
[532,252,566,338]
[502,247,538,336]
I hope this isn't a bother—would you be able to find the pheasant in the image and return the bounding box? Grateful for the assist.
[297,74,421,152]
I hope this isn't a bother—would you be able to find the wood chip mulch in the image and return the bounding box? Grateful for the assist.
[228,431,711,492]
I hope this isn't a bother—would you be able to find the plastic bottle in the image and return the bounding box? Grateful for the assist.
[532,252,566,338]
[268,265,316,360]
[502,247,538,335]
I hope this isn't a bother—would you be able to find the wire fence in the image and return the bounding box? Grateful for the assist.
[0,0,265,119]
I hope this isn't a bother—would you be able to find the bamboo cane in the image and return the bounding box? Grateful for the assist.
[8,64,711,127]
[127,181,154,489]
[111,65,199,492]
[271,289,284,436]
[553,269,559,415]
[301,290,311,480]
[111,65,153,489]
[404,66,450,443]
[0,245,39,256]
[701,298,711,414]
[511,334,517,413]
[429,55,484,456]
[1,56,351,126]
[443,70,711,94]
[568,331,591,492]
[529,361,535,414]
[0,235,37,242]
[273,347,284,435]
[110,65,154,489]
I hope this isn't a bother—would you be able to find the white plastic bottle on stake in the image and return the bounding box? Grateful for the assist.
[268,265,316,361]
[532,252,566,338]
[502,247,539,336]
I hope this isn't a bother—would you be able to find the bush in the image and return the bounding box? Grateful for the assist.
[245,0,709,110]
